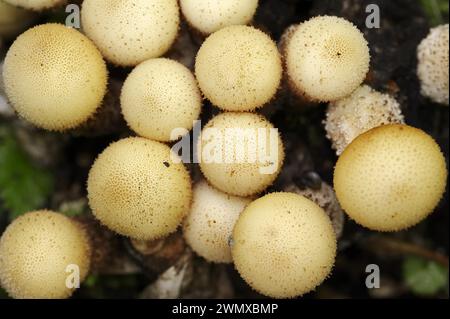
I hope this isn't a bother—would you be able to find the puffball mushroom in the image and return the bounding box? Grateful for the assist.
[231,192,337,298]
[120,58,202,142]
[180,0,259,35]
[417,24,449,105]
[195,25,282,112]
[283,16,370,102]
[0,210,91,299]
[3,0,65,11]
[325,85,405,155]
[334,124,447,232]
[87,137,192,240]
[183,180,252,263]
[2,23,108,131]
[0,0,36,38]
[81,0,180,67]
[198,112,285,197]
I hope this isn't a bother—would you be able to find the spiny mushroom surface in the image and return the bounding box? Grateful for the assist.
[284,16,370,102]
[0,210,91,299]
[120,58,202,142]
[0,0,36,38]
[81,0,180,67]
[183,180,252,263]
[87,137,192,240]
[334,124,447,232]
[417,24,449,105]
[231,192,337,298]
[195,25,282,111]
[2,23,108,131]
[325,85,405,155]
[180,0,259,35]
[3,0,65,11]
[198,112,284,197]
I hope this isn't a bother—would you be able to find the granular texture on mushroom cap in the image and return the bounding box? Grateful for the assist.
[334,124,448,232]
[325,85,405,155]
[0,210,91,299]
[87,137,192,240]
[284,16,370,102]
[198,112,285,197]
[120,58,202,142]
[231,192,337,298]
[183,180,252,263]
[0,1,36,38]
[3,0,65,10]
[180,0,259,35]
[417,24,449,105]
[195,25,282,111]
[81,0,180,67]
[2,23,108,131]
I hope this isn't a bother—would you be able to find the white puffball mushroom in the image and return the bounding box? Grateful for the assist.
[180,0,259,35]
[284,16,370,102]
[81,0,180,67]
[183,181,251,263]
[195,25,282,112]
[231,192,337,298]
[3,0,65,11]
[0,210,91,299]
[325,85,405,155]
[417,24,449,105]
[2,23,108,131]
[198,112,285,197]
[120,58,202,142]
[87,137,192,240]
[334,124,448,231]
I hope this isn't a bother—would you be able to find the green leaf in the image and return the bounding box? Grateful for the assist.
[403,256,448,296]
[0,127,54,220]
[419,0,449,26]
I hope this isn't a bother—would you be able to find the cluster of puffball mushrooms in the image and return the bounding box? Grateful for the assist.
[0,0,448,299]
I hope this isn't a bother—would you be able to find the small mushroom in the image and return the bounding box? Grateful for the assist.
[81,0,180,67]
[180,0,259,35]
[183,180,252,263]
[325,85,405,155]
[198,112,285,197]
[195,25,282,112]
[334,124,448,232]
[231,192,337,298]
[0,210,91,299]
[283,16,370,102]
[417,24,449,106]
[2,23,108,131]
[120,58,202,142]
[87,137,192,240]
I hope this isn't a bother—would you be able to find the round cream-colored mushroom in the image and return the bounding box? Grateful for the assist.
[334,124,448,232]
[284,16,370,102]
[81,0,180,66]
[0,210,91,299]
[417,24,449,105]
[198,112,284,197]
[180,0,259,35]
[87,137,192,240]
[195,25,282,111]
[183,180,251,263]
[121,58,202,142]
[231,192,337,298]
[0,0,36,38]
[2,23,108,131]
[325,85,405,155]
[3,0,65,11]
